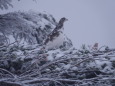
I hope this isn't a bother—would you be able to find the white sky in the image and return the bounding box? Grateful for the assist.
[0,0,115,48]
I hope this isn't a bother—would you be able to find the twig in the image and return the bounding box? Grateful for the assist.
[0,41,17,48]
[0,68,16,78]
[0,81,22,86]
[22,77,115,84]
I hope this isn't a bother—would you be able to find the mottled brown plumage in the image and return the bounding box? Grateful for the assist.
[44,17,68,45]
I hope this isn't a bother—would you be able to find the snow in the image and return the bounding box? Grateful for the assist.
[0,11,58,45]
[55,68,61,71]
[72,67,78,71]
[47,53,54,61]
[15,50,23,56]
[39,18,49,29]
[8,35,15,43]
[0,11,115,86]
[63,64,71,69]
[110,56,115,61]
[46,49,63,61]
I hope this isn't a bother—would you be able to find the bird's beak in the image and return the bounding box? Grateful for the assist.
[65,19,68,22]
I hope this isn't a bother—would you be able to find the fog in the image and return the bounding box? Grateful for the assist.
[0,0,115,48]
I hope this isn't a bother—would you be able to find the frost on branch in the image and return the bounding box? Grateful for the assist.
[0,0,13,10]
[0,11,115,86]
[0,0,35,10]
[0,11,57,45]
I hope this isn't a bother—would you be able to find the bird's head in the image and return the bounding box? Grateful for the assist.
[61,17,68,22]
[58,17,68,26]
[55,17,68,30]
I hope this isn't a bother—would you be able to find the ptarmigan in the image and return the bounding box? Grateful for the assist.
[43,17,68,49]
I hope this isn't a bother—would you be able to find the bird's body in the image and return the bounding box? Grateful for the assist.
[45,31,65,49]
[43,17,68,49]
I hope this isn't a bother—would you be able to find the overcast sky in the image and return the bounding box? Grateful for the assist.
[0,0,115,48]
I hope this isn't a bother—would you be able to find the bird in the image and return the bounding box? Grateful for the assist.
[43,17,68,50]
[92,43,98,50]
